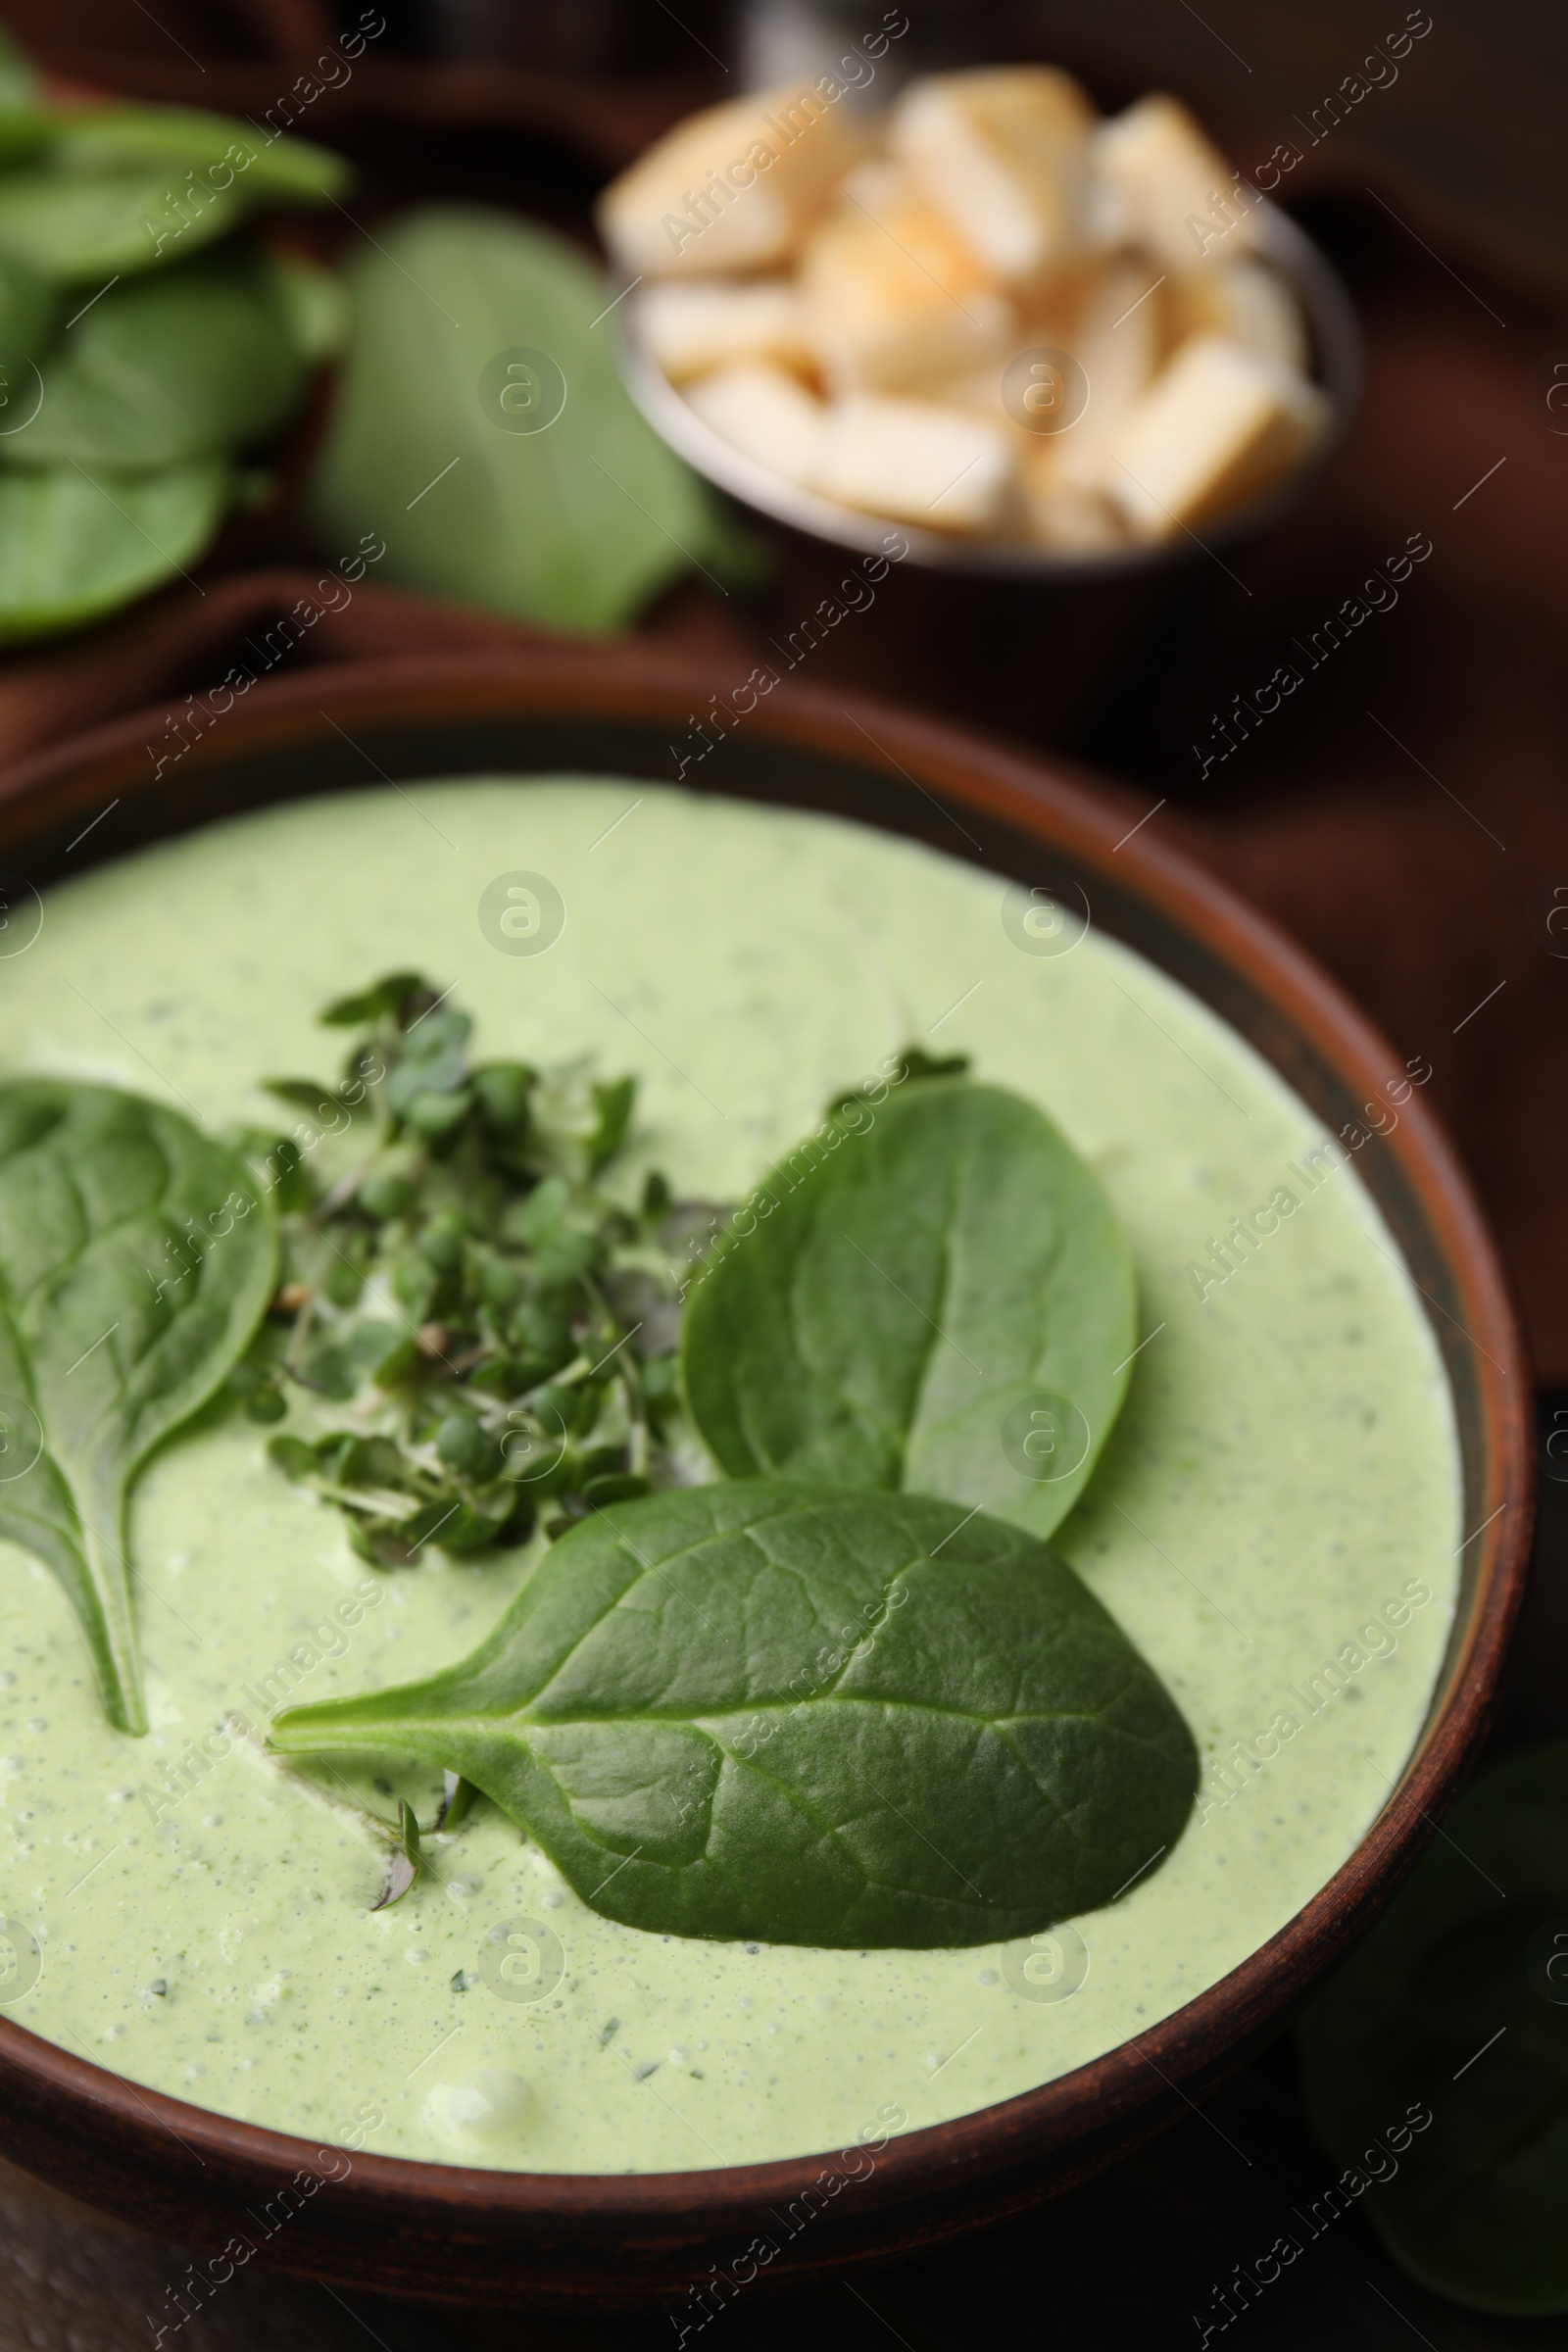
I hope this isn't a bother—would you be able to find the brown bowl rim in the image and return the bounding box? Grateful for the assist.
[0,646,1533,2297]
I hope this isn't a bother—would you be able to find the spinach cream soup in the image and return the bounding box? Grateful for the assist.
[0,780,1458,2172]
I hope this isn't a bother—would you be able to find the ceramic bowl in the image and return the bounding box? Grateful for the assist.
[0,649,1530,2311]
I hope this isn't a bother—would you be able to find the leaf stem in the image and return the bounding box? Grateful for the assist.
[81,1503,147,1736]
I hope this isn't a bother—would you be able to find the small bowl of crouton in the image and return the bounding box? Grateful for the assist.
[600,67,1360,576]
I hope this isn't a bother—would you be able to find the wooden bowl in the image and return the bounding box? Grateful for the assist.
[0,649,1532,2312]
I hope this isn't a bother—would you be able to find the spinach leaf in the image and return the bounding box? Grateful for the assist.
[0,247,53,357]
[0,458,230,642]
[680,1080,1137,1544]
[1298,1738,1568,2315]
[307,205,754,635]
[270,1480,1196,1946]
[0,1083,276,1734]
[258,246,348,368]
[0,169,251,282]
[0,110,347,286]
[319,971,428,1027]
[48,105,349,211]
[8,248,308,468]
[0,116,52,169]
[0,20,38,113]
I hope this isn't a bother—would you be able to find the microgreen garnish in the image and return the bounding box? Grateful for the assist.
[236,973,690,1565]
[372,1796,422,1912]
[436,1769,476,1831]
[221,1708,424,1909]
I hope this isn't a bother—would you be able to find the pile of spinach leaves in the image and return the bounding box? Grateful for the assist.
[0,30,347,639]
[0,27,745,638]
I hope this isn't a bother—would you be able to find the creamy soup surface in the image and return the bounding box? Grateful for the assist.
[0,780,1458,2172]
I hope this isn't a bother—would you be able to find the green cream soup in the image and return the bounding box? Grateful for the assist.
[0,780,1457,2172]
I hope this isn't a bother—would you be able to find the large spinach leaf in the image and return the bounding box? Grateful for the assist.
[307,205,751,635]
[9,248,308,468]
[1298,1738,1568,2315]
[270,1480,1196,1946]
[681,1080,1137,1543]
[0,247,52,357]
[0,459,229,642]
[0,1083,275,1733]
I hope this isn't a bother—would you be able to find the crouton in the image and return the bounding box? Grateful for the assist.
[815,393,1017,531]
[1092,94,1264,272]
[598,83,858,277]
[639,279,814,382]
[1101,334,1329,539]
[684,361,827,487]
[1167,257,1307,373]
[891,66,1096,282]
[801,172,1012,392]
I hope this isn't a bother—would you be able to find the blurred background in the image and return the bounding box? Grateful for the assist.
[0,4,1564,2346]
[13,0,1568,252]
